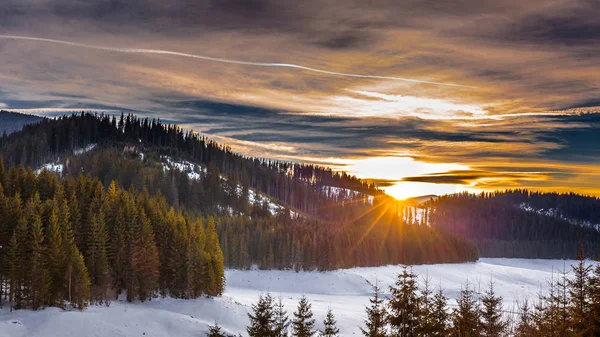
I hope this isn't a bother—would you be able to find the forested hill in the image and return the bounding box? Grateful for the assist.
[0,112,479,276]
[421,190,600,259]
[0,110,43,135]
[0,111,381,221]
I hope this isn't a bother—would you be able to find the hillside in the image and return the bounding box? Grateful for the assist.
[0,110,43,135]
[0,112,479,279]
[421,191,600,259]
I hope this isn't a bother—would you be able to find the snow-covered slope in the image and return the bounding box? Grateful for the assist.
[519,202,600,230]
[1,258,593,337]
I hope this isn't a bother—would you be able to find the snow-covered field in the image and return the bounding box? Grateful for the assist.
[1,258,594,337]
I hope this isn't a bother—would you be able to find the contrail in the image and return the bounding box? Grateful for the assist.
[0,35,475,88]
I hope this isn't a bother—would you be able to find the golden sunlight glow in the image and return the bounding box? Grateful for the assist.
[342,156,471,200]
[384,181,472,200]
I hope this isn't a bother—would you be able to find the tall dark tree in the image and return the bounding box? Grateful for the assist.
[568,249,592,336]
[360,282,387,337]
[388,266,420,336]
[292,296,316,337]
[320,309,340,337]
[274,296,290,337]
[247,293,276,337]
[450,282,481,337]
[480,280,507,337]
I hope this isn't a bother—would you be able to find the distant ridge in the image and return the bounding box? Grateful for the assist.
[404,194,438,205]
[0,110,43,135]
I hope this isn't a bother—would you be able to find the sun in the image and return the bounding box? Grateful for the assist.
[383,181,469,200]
[340,156,471,200]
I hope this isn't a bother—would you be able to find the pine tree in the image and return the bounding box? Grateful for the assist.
[480,280,507,337]
[292,296,316,337]
[589,263,600,336]
[320,309,340,337]
[29,213,50,309]
[207,321,227,337]
[11,215,30,309]
[568,249,592,336]
[416,276,435,336]
[45,206,64,307]
[450,281,482,337]
[514,300,536,337]
[7,231,21,309]
[131,209,159,301]
[553,268,571,336]
[69,247,90,309]
[187,217,206,298]
[431,286,449,337]
[388,266,420,336]
[205,216,225,296]
[274,296,290,337]
[87,212,110,303]
[360,283,387,337]
[247,293,276,337]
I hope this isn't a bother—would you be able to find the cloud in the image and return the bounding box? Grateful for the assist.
[0,0,599,197]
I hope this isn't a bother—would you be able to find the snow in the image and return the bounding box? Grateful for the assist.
[519,202,600,230]
[34,163,63,176]
[161,156,204,181]
[73,143,96,155]
[1,258,594,337]
[322,185,374,204]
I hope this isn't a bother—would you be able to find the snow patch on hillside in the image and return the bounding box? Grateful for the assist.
[322,185,374,204]
[73,143,96,155]
[2,258,595,337]
[519,203,600,230]
[34,163,64,176]
[161,156,205,181]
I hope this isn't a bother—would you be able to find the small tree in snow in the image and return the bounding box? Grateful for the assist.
[320,308,340,337]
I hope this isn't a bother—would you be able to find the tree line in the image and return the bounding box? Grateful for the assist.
[0,111,481,269]
[0,160,225,310]
[0,111,381,221]
[424,192,600,258]
[210,254,600,337]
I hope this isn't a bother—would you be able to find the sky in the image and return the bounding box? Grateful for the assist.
[0,0,599,199]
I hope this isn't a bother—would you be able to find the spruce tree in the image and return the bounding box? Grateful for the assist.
[568,250,592,336]
[207,321,227,337]
[7,230,21,309]
[292,296,316,337]
[360,283,387,337]
[450,281,482,337]
[45,206,64,307]
[11,215,30,309]
[87,212,110,303]
[480,280,507,337]
[388,266,420,336]
[274,296,291,337]
[320,309,340,337]
[29,213,50,309]
[205,216,225,296]
[247,293,276,337]
[589,263,600,336]
[416,276,435,336]
[69,247,90,309]
[187,217,206,298]
[514,300,536,337]
[431,286,449,337]
[131,209,159,301]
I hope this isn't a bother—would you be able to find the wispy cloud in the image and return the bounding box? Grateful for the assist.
[0,0,599,197]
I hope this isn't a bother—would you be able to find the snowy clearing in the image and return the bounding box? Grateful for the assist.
[1,258,594,337]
